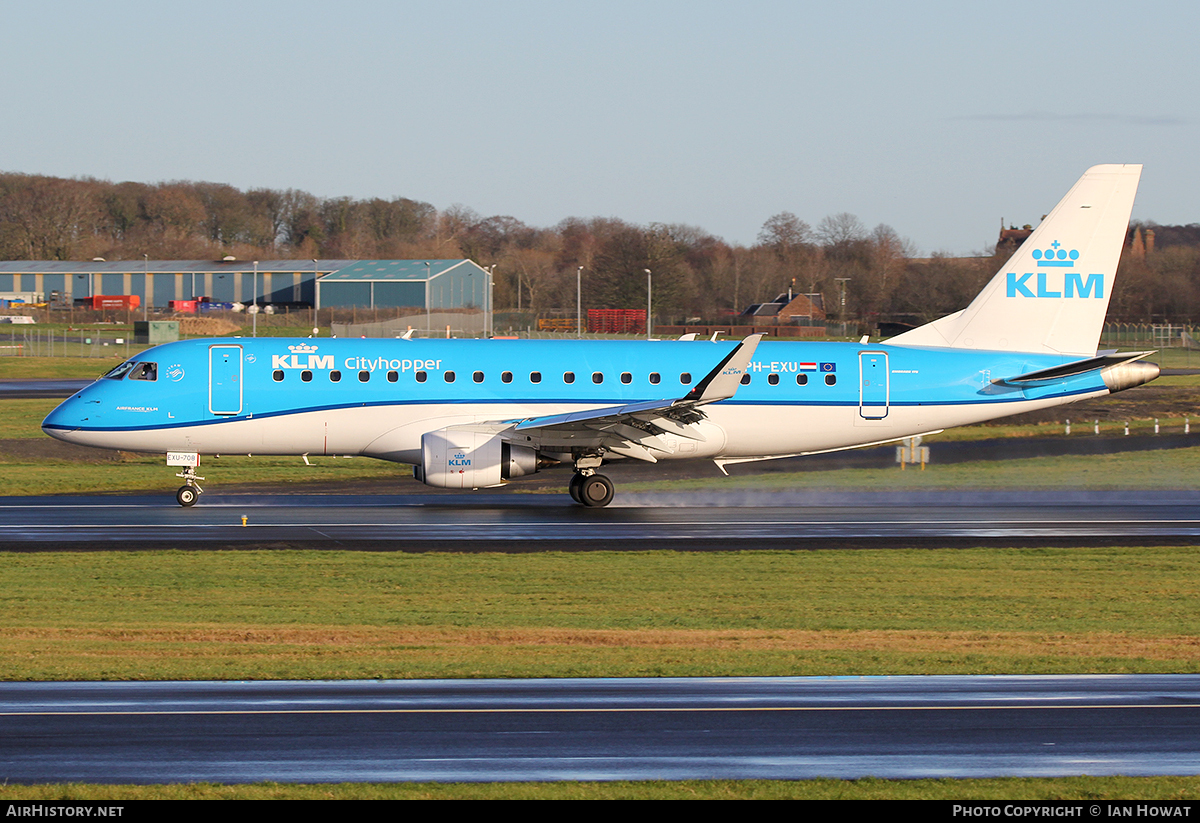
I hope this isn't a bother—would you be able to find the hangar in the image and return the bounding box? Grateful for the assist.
[0,258,491,314]
[314,259,491,313]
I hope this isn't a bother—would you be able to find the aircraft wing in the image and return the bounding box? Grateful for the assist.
[502,334,762,463]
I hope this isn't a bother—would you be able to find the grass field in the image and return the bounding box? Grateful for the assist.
[3,546,1198,681]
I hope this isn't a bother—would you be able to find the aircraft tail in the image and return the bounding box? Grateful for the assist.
[889,164,1142,356]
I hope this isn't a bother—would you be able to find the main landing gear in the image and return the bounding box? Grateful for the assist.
[569,470,615,508]
[175,465,204,508]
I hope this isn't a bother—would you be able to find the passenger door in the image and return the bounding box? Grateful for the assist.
[858,351,889,419]
[209,344,243,415]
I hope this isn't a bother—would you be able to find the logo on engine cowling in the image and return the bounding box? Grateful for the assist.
[448,451,471,469]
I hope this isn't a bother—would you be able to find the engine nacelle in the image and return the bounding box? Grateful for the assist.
[414,427,538,489]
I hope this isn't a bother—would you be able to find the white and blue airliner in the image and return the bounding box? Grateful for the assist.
[43,165,1158,507]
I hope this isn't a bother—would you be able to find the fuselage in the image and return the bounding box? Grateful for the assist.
[42,336,1122,467]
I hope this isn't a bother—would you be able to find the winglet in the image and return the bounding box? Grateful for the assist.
[683,333,762,404]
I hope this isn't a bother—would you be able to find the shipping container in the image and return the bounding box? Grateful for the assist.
[89,295,141,310]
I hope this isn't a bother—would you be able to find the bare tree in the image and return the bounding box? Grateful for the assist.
[815,212,867,248]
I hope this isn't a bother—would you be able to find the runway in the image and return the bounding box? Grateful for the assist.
[1,489,1199,550]
[0,379,90,399]
[3,675,1199,783]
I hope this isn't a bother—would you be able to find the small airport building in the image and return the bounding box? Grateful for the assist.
[0,259,492,313]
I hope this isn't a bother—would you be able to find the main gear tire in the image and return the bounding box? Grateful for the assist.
[578,474,614,508]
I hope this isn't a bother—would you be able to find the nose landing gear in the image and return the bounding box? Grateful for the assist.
[174,465,204,508]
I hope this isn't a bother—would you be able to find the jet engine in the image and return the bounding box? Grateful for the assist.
[414,427,539,489]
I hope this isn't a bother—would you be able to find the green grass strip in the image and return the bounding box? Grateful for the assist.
[2,547,1199,681]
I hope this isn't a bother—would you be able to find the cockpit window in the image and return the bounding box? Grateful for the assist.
[103,361,137,380]
[128,362,158,382]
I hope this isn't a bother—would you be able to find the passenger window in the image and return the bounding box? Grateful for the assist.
[359,371,370,382]
[103,361,136,380]
[741,374,751,385]
[768,374,779,385]
[272,370,284,382]
[592,372,603,384]
[416,371,427,383]
[330,370,342,383]
[473,371,485,383]
[649,372,661,385]
[128,362,157,381]
[563,372,575,384]
[680,373,692,385]
[445,371,456,383]
[502,371,513,383]
[825,374,837,386]
[796,374,808,386]
[387,371,398,383]
[621,372,632,384]
[530,371,542,384]
[301,370,313,382]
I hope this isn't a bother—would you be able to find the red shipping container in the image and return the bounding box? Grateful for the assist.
[92,295,140,310]
[169,300,197,314]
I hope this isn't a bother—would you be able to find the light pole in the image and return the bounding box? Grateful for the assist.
[577,266,583,338]
[835,277,851,337]
[487,264,495,338]
[90,258,103,304]
[252,260,258,338]
[312,259,318,333]
[424,261,431,334]
[645,269,652,340]
[143,255,148,320]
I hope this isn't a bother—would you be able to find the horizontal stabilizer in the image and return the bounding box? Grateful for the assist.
[995,351,1156,385]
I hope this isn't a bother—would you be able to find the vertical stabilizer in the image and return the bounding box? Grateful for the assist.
[889,164,1142,356]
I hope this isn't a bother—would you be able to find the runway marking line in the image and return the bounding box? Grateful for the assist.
[3,520,1199,528]
[5,703,1200,717]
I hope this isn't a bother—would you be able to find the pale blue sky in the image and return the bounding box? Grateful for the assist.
[2,0,1195,254]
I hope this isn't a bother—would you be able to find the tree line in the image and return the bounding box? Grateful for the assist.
[1,171,1196,326]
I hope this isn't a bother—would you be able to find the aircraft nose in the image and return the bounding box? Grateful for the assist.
[42,394,91,443]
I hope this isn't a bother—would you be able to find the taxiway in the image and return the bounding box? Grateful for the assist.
[3,675,1199,783]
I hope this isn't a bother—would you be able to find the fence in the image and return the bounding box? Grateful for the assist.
[0,328,139,359]
[1099,323,1200,349]
[6,319,1200,355]
[332,311,486,339]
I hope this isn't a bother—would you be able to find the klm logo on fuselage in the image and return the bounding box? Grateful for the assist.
[272,344,334,370]
[1006,241,1104,299]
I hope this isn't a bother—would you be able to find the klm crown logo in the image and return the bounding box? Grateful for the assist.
[1032,241,1080,267]
[1007,240,1103,299]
